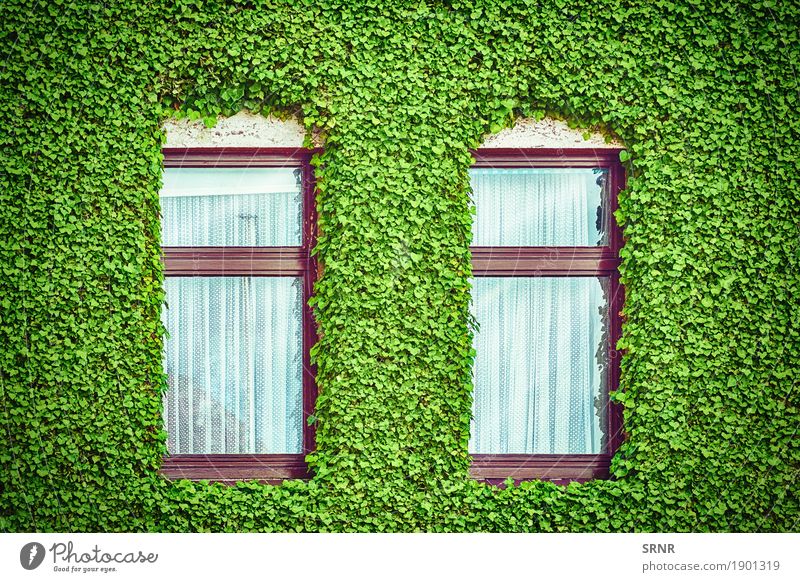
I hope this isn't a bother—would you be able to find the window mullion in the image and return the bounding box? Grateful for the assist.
[471,246,617,276]
[163,247,307,277]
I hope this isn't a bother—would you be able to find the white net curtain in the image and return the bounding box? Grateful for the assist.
[160,167,304,455]
[160,167,302,247]
[470,277,607,454]
[469,168,609,454]
[470,167,607,247]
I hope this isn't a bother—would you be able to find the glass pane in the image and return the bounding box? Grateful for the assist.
[162,276,303,454]
[470,168,608,246]
[470,277,609,454]
[160,168,302,246]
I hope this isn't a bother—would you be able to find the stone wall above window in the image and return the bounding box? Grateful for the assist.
[481,117,621,149]
[162,111,306,148]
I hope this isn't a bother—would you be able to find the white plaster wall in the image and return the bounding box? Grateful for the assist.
[162,111,619,150]
[481,117,621,149]
[162,111,306,148]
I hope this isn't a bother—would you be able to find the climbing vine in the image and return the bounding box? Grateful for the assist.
[1,0,798,532]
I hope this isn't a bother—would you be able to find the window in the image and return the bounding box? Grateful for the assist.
[159,148,317,484]
[468,149,624,484]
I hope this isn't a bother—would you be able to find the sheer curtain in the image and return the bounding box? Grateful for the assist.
[469,168,608,454]
[160,167,304,454]
[163,277,303,454]
[160,168,302,246]
[470,277,606,454]
[470,167,606,246]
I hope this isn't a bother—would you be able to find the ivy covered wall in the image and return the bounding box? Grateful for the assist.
[1,0,797,532]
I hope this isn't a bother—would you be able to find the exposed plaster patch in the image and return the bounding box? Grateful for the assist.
[481,117,622,149]
[162,111,307,148]
[162,112,619,151]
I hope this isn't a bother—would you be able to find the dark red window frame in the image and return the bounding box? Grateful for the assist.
[467,148,625,485]
[159,147,319,484]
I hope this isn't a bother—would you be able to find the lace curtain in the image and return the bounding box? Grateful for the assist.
[160,167,304,454]
[469,168,608,454]
[470,277,607,454]
[470,167,606,247]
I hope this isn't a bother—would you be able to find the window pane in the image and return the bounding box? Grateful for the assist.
[470,168,608,246]
[162,276,303,454]
[470,277,609,454]
[160,168,302,246]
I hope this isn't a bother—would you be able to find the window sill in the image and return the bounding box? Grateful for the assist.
[161,453,610,485]
[160,454,309,485]
[469,453,611,484]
